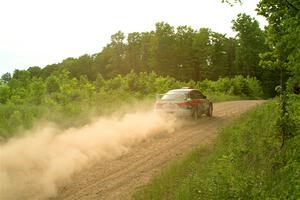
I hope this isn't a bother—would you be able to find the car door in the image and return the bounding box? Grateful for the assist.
[189,91,200,110]
[194,90,209,112]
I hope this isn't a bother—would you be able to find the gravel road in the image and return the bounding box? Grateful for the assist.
[52,100,265,200]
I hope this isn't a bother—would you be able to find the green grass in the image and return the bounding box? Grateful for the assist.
[133,146,213,200]
[133,101,300,200]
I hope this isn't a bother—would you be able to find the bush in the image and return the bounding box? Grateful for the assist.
[195,75,264,100]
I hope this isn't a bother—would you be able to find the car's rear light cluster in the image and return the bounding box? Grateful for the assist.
[176,101,192,108]
[155,101,192,109]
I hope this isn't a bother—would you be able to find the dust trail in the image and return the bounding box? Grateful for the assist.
[0,110,179,200]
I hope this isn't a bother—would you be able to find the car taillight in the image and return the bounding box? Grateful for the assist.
[176,101,191,108]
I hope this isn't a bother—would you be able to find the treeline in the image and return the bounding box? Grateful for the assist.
[0,70,263,138]
[1,14,278,96]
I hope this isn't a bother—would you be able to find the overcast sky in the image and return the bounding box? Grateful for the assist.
[0,0,266,76]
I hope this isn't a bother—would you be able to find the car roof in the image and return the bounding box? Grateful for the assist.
[168,88,195,93]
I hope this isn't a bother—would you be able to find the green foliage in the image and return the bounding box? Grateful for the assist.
[1,72,12,83]
[0,103,42,138]
[0,71,263,139]
[0,84,10,104]
[255,0,300,149]
[221,0,241,6]
[18,21,271,90]
[2,19,276,99]
[195,75,264,99]
[232,13,268,77]
[133,101,300,200]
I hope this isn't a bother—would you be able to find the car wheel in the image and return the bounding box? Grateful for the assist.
[206,104,213,117]
[192,107,199,120]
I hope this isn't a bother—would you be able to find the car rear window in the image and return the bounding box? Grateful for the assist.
[161,92,187,101]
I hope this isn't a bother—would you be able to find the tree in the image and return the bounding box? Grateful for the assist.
[108,31,127,75]
[0,84,10,104]
[40,64,59,78]
[1,73,12,83]
[46,75,60,93]
[151,22,177,77]
[223,37,237,77]
[174,26,195,80]
[232,13,267,77]
[76,54,94,79]
[92,47,113,79]
[192,28,212,81]
[126,32,144,72]
[28,78,46,104]
[27,66,42,78]
[209,32,230,80]
[257,0,300,90]
[221,0,241,6]
[257,0,300,146]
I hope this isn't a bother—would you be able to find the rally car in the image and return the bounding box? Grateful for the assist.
[155,88,213,119]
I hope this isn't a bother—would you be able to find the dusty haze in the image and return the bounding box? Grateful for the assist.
[0,109,180,200]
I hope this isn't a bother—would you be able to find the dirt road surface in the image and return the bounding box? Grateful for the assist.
[53,100,265,200]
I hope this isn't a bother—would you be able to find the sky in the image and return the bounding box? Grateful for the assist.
[0,0,266,76]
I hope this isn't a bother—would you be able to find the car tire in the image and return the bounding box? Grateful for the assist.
[206,103,213,117]
[192,107,199,120]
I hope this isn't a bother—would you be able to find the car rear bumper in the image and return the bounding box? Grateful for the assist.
[155,108,192,117]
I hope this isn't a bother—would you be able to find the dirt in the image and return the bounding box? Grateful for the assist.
[52,100,265,200]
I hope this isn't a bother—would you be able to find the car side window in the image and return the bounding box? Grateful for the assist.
[194,91,205,99]
[189,91,196,99]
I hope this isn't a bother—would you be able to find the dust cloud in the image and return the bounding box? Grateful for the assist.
[0,110,179,200]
